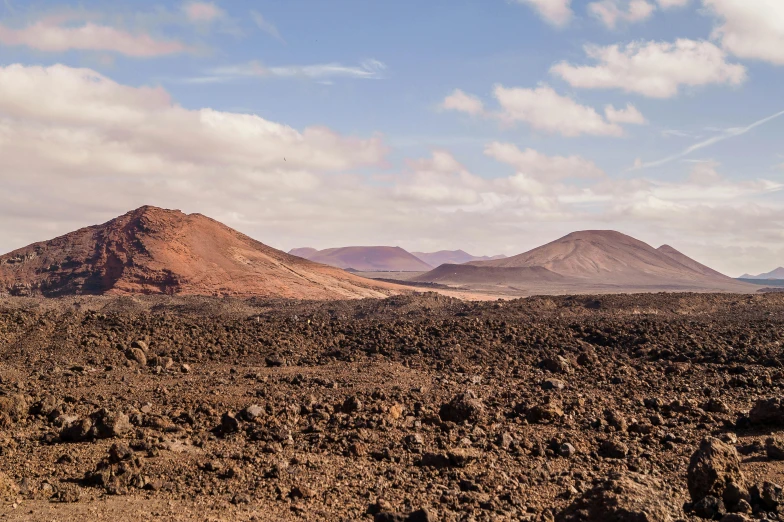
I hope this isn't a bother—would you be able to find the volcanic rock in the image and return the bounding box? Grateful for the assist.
[687,438,747,510]
[556,472,677,521]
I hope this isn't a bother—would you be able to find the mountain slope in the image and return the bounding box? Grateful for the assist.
[411,250,506,267]
[413,230,752,293]
[289,247,319,259]
[656,245,728,279]
[742,267,784,280]
[301,246,433,272]
[468,230,731,284]
[0,206,405,299]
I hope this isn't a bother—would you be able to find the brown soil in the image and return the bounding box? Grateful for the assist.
[2,292,784,520]
[0,206,407,300]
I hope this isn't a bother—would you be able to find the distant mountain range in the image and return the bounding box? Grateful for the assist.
[289,246,433,272]
[412,230,752,293]
[288,247,505,272]
[740,267,784,280]
[411,250,506,266]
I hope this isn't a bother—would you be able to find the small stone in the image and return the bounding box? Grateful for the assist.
[693,495,725,520]
[765,437,784,461]
[599,439,628,459]
[342,396,363,413]
[181,364,192,373]
[220,412,239,434]
[559,443,576,458]
[125,348,147,366]
[438,391,484,424]
[542,379,566,391]
[241,404,264,421]
[131,340,149,353]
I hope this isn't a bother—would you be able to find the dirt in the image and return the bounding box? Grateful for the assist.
[1,292,784,521]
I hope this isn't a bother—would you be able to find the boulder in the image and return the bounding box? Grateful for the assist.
[687,437,747,511]
[438,391,484,424]
[749,397,784,426]
[556,472,677,521]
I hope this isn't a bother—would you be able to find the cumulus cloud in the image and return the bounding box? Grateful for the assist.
[484,142,606,180]
[0,15,188,57]
[0,63,781,276]
[493,85,624,137]
[605,103,647,124]
[704,0,784,65]
[588,0,656,29]
[551,39,747,98]
[511,0,573,27]
[441,89,485,116]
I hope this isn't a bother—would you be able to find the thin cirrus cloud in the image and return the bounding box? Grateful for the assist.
[189,59,387,84]
[551,39,747,98]
[0,15,189,57]
[442,85,636,137]
[251,10,284,42]
[634,108,784,169]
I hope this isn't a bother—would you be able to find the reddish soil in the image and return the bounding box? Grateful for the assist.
[1,292,784,521]
[0,207,407,300]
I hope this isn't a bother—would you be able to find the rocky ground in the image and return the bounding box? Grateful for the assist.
[2,292,784,521]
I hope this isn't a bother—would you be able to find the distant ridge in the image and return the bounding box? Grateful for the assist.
[741,267,784,280]
[415,230,753,293]
[289,246,433,272]
[411,250,506,267]
[0,206,405,299]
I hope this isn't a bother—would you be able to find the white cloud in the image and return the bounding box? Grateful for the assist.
[493,85,624,137]
[251,11,284,42]
[193,59,387,83]
[484,142,606,180]
[0,16,188,57]
[704,0,784,65]
[511,0,573,27]
[551,39,746,98]
[441,89,485,116]
[588,0,656,29]
[658,0,690,7]
[0,64,781,277]
[182,2,224,23]
[605,103,647,124]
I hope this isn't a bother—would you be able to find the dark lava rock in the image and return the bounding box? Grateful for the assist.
[754,481,784,511]
[701,399,730,414]
[125,348,147,366]
[749,397,784,426]
[765,437,784,461]
[91,409,131,439]
[556,472,677,521]
[692,495,725,520]
[687,437,747,510]
[219,412,240,434]
[375,509,435,522]
[599,439,628,459]
[438,391,484,424]
[540,356,572,374]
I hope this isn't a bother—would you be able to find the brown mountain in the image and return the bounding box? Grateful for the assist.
[656,244,727,279]
[415,230,752,292]
[289,247,319,259]
[291,246,433,272]
[411,250,507,267]
[0,206,405,299]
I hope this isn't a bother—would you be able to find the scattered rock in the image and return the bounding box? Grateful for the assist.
[125,348,147,366]
[687,437,747,511]
[749,397,784,426]
[556,472,677,521]
[438,391,484,424]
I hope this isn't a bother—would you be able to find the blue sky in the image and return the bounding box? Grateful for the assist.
[0,0,782,275]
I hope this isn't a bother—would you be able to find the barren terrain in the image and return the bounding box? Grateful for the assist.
[2,292,784,520]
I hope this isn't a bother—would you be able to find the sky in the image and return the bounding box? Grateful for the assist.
[0,0,782,276]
